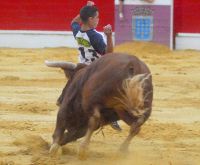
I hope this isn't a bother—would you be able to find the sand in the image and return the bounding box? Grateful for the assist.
[0,42,200,165]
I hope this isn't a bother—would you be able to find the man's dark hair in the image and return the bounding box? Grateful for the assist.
[80,6,98,23]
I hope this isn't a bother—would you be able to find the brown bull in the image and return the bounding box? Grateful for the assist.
[45,53,153,159]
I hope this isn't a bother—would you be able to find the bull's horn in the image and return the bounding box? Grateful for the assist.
[45,60,77,70]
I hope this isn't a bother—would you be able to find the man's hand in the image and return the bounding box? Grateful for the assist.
[87,1,95,6]
[103,24,112,37]
[104,24,113,53]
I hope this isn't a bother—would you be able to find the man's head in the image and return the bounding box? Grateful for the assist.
[80,6,99,28]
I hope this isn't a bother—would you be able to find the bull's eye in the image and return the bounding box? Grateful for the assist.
[128,67,134,76]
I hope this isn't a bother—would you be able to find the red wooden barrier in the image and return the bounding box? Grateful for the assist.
[0,0,114,31]
[174,0,200,33]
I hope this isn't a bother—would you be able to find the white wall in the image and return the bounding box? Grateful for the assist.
[0,30,115,48]
[176,33,200,50]
[0,30,77,48]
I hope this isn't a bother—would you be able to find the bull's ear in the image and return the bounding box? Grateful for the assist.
[63,69,74,79]
[45,60,77,79]
[64,63,87,78]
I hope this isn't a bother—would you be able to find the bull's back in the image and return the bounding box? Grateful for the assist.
[81,53,152,111]
[91,53,150,74]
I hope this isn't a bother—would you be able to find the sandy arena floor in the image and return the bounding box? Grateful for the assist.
[0,42,200,165]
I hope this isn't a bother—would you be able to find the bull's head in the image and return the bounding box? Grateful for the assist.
[45,60,87,106]
[45,60,77,79]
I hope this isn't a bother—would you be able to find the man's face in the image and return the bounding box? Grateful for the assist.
[88,11,99,29]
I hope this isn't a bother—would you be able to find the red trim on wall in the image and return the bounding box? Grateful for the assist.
[174,0,200,34]
[0,0,114,31]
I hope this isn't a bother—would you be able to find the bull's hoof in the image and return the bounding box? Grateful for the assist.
[78,147,88,160]
[49,143,62,157]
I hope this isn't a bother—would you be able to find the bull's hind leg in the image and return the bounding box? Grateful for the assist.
[78,107,100,160]
[119,115,145,152]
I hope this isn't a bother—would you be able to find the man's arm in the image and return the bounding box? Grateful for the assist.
[71,14,81,25]
[71,15,81,37]
[106,35,113,54]
[103,24,113,53]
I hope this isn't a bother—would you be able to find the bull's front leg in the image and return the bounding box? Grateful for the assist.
[49,109,66,156]
[78,107,101,160]
[119,116,145,152]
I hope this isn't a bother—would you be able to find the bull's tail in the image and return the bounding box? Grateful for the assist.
[115,74,151,117]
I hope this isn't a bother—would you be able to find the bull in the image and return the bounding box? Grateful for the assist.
[45,53,153,159]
